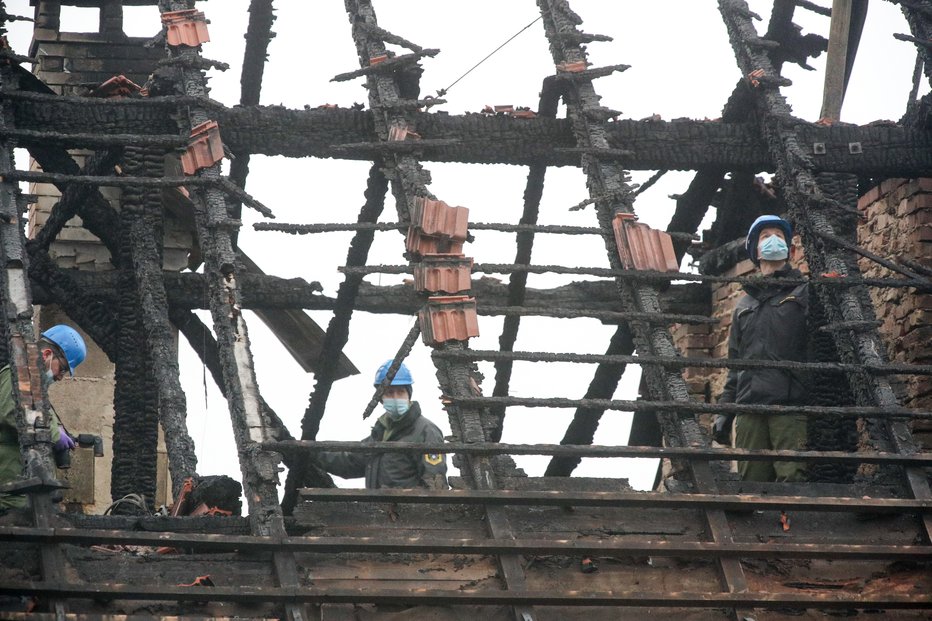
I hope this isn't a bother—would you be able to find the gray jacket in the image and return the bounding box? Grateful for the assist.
[720,265,810,407]
[318,402,448,489]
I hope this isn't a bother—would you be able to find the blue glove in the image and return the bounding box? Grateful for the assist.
[55,433,76,452]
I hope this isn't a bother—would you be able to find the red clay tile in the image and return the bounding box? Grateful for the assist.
[411,197,468,241]
[388,124,408,141]
[556,60,587,73]
[612,213,679,272]
[162,9,210,48]
[181,120,223,175]
[405,228,464,258]
[369,54,388,66]
[89,75,142,98]
[494,105,514,113]
[419,296,480,345]
[413,254,473,294]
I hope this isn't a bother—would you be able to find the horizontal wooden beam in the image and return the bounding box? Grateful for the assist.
[2,526,929,560]
[264,439,932,466]
[298,488,932,513]
[30,271,710,317]
[1,581,929,609]
[11,93,932,175]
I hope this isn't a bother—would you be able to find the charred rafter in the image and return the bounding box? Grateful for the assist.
[340,4,533,617]
[119,145,197,500]
[489,77,564,442]
[719,0,932,543]
[537,0,750,608]
[281,163,388,514]
[156,3,306,620]
[228,0,276,244]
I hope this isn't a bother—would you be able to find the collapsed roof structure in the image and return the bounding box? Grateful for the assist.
[0,0,931,619]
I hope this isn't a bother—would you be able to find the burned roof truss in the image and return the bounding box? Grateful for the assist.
[0,0,931,619]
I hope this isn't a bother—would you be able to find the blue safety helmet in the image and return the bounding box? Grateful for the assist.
[374,360,413,392]
[745,215,793,265]
[41,325,87,376]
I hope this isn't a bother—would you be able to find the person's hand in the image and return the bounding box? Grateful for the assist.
[712,414,733,445]
[54,433,76,452]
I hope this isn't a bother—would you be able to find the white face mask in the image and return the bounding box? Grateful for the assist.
[43,369,55,384]
[758,235,789,262]
[383,398,410,421]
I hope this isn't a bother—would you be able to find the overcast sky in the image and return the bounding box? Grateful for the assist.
[6,1,918,494]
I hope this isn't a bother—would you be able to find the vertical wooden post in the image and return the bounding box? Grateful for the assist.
[820,0,854,122]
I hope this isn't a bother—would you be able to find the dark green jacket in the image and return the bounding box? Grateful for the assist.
[0,365,63,510]
[720,265,810,407]
[318,402,448,489]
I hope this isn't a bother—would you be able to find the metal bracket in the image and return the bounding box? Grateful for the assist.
[812,142,826,155]
[848,142,863,154]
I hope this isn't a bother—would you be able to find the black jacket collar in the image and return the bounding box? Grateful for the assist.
[371,401,422,440]
[743,263,803,303]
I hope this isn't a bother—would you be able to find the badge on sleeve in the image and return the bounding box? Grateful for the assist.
[424,453,444,466]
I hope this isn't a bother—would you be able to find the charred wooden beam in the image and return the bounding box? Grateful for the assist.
[168,307,335,492]
[546,325,634,476]
[119,146,197,500]
[272,439,932,466]
[30,271,711,319]
[10,92,932,174]
[2,581,931,609]
[719,0,932,544]
[0,60,67,617]
[490,77,564,441]
[228,0,277,244]
[157,2,307,619]
[281,163,388,514]
[538,0,749,606]
[4,525,932,559]
[897,0,932,89]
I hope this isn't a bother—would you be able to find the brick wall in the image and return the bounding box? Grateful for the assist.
[857,178,932,447]
[672,182,930,454]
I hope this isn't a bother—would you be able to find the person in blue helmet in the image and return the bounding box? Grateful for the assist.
[317,360,448,489]
[0,325,88,511]
[714,215,809,482]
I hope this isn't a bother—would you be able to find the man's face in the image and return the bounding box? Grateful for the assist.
[42,348,68,382]
[382,385,409,402]
[757,226,786,251]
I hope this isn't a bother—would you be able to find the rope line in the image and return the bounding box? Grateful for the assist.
[435,16,543,97]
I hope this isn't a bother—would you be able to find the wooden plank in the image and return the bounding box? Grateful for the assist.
[298,488,932,512]
[293,555,497,582]
[4,581,932,608]
[820,0,854,121]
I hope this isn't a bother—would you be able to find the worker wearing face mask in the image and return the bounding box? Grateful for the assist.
[317,360,448,489]
[714,215,810,482]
